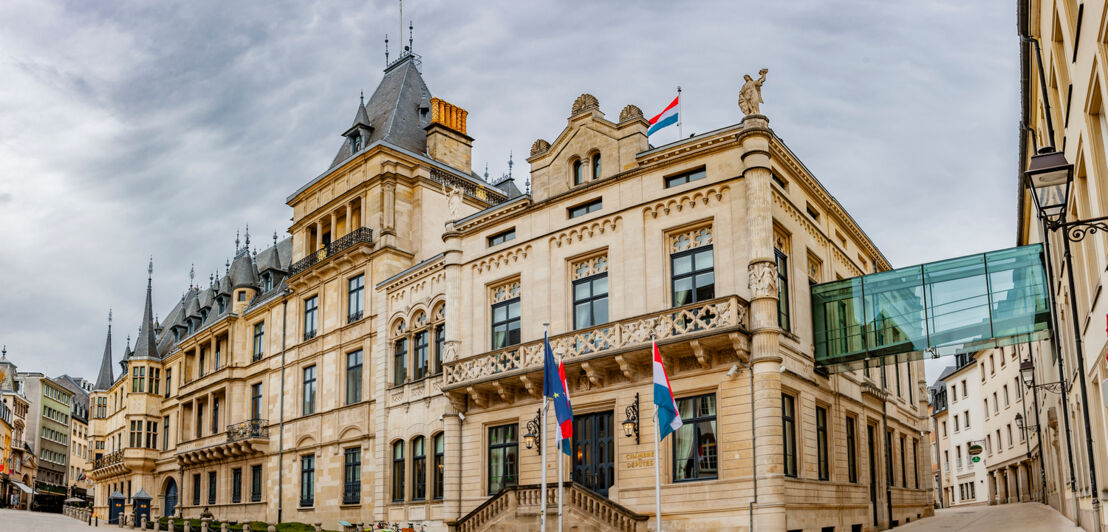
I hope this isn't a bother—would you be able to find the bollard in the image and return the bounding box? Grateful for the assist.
[184,520,192,532]
[141,516,147,530]
[313,523,322,532]
[243,524,250,532]
[221,522,228,532]
[200,517,210,532]
[268,525,276,532]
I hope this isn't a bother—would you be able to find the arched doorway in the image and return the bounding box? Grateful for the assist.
[162,477,178,518]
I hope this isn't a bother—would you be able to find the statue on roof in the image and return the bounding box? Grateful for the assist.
[738,68,769,116]
[447,185,463,221]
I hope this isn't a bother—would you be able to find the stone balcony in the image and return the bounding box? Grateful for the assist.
[443,296,749,407]
[89,450,127,480]
[176,419,269,466]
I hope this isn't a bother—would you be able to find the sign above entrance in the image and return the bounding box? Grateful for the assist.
[811,244,1051,372]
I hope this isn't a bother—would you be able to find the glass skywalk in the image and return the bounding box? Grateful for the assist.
[811,244,1051,372]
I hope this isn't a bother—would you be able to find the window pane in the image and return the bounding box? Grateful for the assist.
[673,255,692,275]
[508,301,520,319]
[575,304,591,329]
[493,305,506,322]
[593,297,609,324]
[575,282,591,300]
[593,276,608,295]
[696,249,713,269]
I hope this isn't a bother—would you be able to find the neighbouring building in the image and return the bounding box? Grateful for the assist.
[16,372,73,511]
[937,355,988,506]
[979,344,1038,505]
[0,348,37,509]
[55,374,93,501]
[89,48,932,531]
[930,376,949,508]
[1018,0,1108,530]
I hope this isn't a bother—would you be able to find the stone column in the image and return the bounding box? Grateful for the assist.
[329,212,337,242]
[741,115,786,530]
[988,471,997,505]
[345,203,352,235]
[381,178,397,247]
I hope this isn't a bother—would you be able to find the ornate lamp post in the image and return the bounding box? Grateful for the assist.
[622,393,640,444]
[523,409,541,454]
[1025,147,1105,529]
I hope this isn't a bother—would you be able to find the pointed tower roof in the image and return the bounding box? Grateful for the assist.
[131,258,159,359]
[94,310,114,391]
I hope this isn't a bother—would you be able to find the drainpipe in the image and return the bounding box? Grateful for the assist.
[456,410,465,520]
[277,294,288,523]
[747,359,757,532]
[881,358,892,526]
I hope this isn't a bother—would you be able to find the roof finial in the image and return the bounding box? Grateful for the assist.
[508,151,514,180]
[360,91,364,106]
[189,264,195,288]
[245,224,251,250]
[525,176,531,195]
[209,273,214,287]
[125,334,131,350]
[385,34,389,64]
[483,163,489,181]
[2,345,6,360]
[226,258,230,274]
[273,230,278,246]
[409,19,413,53]
[235,229,241,252]
[147,256,154,286]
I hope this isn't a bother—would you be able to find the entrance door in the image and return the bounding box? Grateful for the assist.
[163,478,178,518]
[868,424,878,527]
[572,411,614,496]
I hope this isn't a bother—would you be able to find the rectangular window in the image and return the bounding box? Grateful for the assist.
[573,272,609,330]
[251,383,262,420]
[1003,384,1010,406]
[253,322,264,361]
[487,228,516,247]
[146,420,158,449]
[673,394,717,481]
[300,455,315,507]
[344,447,361,504]
[913,439,920,489]
[348,274,365,322]
[433,433,445,500]
[488,424,518,495]
[192,473,201,506]
[434,324,445,375]
[150,368,160,395]
[671,246,714,307]
[302,366,316,415]
[208,471,216,504]
[900,435,907,487]
[414,331,429,381]
[346,350,363,404]
[663,166,707,188]
[816,406,829,481]
[491,298,521,349]
[846,415,858,483]
[775,249,791,331]
[211,397,220,434]
[303,296,318,340]
[251,464,263,502]
[394,339,408,386]
[885,431,894,484]
[413,437,427,501]
[163,416,170,450]
[782,394,797,477]
[165,368,172,398]
[568,198,603,219]
[232,468,243,503]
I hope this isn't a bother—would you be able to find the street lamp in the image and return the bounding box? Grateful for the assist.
[622,393,640,444]
[523,409,541,454]
[1025,146,1107,529]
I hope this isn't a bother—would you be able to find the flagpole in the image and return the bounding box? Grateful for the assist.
[676,86,683,139]
[541,322,550,532]
[653,407,663,532]
[558,419,564,532]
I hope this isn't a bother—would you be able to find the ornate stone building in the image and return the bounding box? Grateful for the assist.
[89,51,931,531]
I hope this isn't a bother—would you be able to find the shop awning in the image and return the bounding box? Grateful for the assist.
[10,480,32,494]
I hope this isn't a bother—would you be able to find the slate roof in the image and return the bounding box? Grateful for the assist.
[328,55,431,169]
[93,320,113,391]
[229,252,259,289]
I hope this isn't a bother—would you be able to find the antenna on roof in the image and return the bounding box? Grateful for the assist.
[1,345,5,360]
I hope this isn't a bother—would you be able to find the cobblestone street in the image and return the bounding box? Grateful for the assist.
[900,503,1080,531]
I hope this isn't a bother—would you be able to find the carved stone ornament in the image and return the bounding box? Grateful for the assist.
[619,104,643,122]
[748,261,778,299]
[530,138,551,157]
[571,93,600,116]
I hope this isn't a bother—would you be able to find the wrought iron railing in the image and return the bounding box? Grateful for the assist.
[304,329,317,341]
[93,450,123,470]
[348,310,364,323]
[226,419,269,442]
[289,227,373,277]
[444,296,748,388]
[428,168,509,206]
[343,481,361,504]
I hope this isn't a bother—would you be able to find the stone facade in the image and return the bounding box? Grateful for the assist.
[88,52,931,531]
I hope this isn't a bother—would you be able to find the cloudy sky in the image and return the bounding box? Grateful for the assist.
[0,0,1017,383]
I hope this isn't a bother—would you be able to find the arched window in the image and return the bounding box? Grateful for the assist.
[592,153,601,180]
[392,441,405,502]
[433,433,445,499]
[412,436,427,501]
[573,160,584,186]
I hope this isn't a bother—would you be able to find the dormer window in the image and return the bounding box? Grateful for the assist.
[350,134,362,153]
[591,153,601,180]
[218,298,226,314]
[263,274,273,292]
[573,160,584,186]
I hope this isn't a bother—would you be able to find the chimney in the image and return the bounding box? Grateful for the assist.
[426,98,473,171]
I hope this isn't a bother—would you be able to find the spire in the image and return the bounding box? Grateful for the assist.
[131,258,159,359]
[94,309,114,390]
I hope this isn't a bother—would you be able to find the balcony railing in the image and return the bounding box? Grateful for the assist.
[93,450,123,470]
[226,419,269,442]
[444,295,747,387]
[304,329,317,341]
[343,481,361,504]
[428,168,509,206]
[348,310,364,323]
[289,227,373,277]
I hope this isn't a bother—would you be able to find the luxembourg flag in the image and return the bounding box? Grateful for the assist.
[652,339,683,441]
[543,332,574,455]
[647,95,680,136]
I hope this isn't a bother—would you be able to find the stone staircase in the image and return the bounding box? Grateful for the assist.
[451,482,649,532]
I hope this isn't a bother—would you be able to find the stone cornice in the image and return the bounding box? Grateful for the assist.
[380,255,446,293]
[452,197,532,233]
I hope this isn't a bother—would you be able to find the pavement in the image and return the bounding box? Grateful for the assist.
[0,508,98,531]
[898,502,1082,531]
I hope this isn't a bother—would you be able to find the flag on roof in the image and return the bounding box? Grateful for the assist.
[648,95,680,136]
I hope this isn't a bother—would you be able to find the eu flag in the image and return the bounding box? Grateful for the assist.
[542,332,574,455]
